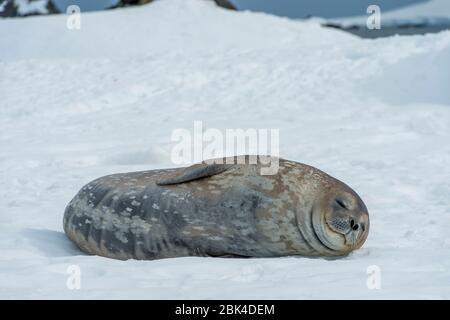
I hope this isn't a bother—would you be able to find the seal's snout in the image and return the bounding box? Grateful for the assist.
[333,198,366,233]
[322,191,369,252]
[349,217,367,233]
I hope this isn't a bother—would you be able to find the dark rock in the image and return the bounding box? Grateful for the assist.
[0,0,59,18]
[112,0,237,10]
[113,0,154,8]
[213,0,236,10]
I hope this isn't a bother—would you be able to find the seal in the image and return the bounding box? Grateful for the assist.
[63,156,369,260]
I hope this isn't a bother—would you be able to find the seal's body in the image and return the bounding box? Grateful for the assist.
[63,156,369,260]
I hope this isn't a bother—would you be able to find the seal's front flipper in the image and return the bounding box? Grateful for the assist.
[156,162,234,185]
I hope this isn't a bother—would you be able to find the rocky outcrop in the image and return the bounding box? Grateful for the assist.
[0,0,236,18]
[213,0,236,10]
[0,0,59,18]
[114,0,236,10]
[112,0,154,8]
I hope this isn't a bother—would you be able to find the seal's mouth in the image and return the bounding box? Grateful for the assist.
[309,205,352,254]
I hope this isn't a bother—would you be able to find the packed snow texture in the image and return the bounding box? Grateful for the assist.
[0,0,449,299]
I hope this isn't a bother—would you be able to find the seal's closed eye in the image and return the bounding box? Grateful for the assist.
[156,163,234,185]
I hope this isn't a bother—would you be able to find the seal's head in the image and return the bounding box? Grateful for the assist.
[294,165,370,257]
[310,175,370,256]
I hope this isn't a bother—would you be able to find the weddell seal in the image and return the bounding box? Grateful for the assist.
[63,156,369,260]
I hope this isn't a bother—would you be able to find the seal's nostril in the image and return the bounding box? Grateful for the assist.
[352,224,359,231]
[350,219,355,228]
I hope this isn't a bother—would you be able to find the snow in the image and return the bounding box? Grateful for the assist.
[329,0,450,27]
[1,0,449,299]
[0,0,9,13]
[15,0,50,16]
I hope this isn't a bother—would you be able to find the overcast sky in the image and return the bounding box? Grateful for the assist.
[54,0,427,19]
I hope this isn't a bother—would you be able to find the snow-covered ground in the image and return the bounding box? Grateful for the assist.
[1,0,449,299]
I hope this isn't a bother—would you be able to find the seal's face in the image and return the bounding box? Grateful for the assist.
[310,180,370,255]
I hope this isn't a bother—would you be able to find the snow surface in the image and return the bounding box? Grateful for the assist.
[330,0,450,27]
[0,0,450,299]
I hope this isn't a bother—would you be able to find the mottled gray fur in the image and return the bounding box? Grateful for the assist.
[63,156,369,260]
